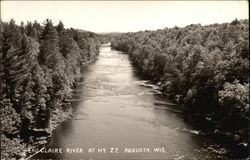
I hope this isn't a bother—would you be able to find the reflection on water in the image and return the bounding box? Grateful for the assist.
[34,44,225,160]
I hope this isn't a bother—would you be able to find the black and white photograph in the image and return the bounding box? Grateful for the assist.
[0,1,249,160]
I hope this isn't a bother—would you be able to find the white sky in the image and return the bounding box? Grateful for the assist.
[1,1,249,33]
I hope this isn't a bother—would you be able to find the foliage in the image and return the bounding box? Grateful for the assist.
[0,19,100,159]
[219,80,249,121]
[1,135,26,160]
[111,19,249,150]
[1,99,21,134]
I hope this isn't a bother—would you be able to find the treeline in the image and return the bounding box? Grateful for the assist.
[111,19,249,155]
[98,32,122,44]
[0,19,100,159]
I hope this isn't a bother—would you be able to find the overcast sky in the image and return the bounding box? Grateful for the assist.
[1,1,249,33]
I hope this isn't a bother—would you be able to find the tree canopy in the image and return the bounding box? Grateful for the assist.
[111,19,249,152]
[0,19,100,159]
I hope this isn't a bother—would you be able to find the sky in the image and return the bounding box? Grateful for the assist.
[1,1,249,33]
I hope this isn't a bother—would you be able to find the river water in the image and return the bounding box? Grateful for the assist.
[33,44,226,160]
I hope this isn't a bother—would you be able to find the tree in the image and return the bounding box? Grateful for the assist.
[111,20,249,154]
[39,19,60,68]
[56,20,64,33]
[0,19,100,159]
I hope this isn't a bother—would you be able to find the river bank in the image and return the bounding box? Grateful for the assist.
[21,59,97,160]
[125,56,249,159]
[0,19,102,160]
[110,20,249,159]
[32,45,230,160]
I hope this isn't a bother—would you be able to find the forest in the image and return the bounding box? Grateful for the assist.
[111,19,249,155]
[1,18,249,159]
[0,19,100,159]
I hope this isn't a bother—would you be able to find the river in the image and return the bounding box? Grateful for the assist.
[33,44,226,160]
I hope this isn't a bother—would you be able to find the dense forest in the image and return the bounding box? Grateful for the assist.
[0,18,249,159]
[0,19,100,159]
[111,19,249,155]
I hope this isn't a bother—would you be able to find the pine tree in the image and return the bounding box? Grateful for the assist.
[39,19,60,68]
[56,21,64,34]
[39,19,68,109]
[1,20,23,110]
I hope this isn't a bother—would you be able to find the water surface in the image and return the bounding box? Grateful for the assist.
[34,44,225,160]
